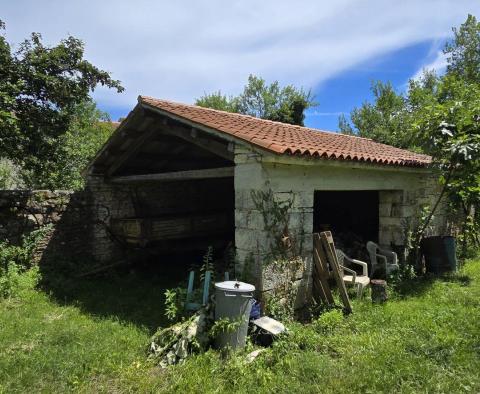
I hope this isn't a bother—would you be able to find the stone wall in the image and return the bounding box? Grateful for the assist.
[0,183,145,266]
[0,189,94,264]
[233,145,448,306]
[377,174,448,261]
[86,175,136,262]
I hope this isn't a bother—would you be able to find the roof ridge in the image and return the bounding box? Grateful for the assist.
[137,95,431,167]
[138,95,374,142]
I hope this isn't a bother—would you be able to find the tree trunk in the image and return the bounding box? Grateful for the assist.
[371,280,387,304]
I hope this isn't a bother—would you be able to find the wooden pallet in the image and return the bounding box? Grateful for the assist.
[312,231,352,314]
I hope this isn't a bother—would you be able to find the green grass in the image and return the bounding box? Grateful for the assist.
[1,261,480,393]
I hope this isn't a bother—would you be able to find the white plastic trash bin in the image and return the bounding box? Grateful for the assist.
[214,281,255,350]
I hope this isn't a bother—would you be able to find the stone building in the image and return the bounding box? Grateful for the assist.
[84,96,446,302]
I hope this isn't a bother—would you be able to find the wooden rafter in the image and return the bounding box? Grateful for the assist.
[105,118,157,176]
[109,166,234,183]
[157,123,234,161]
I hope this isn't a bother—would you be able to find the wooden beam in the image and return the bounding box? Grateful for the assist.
[109,166,234,183]
[106,119,157,176]
[313,233,335,305]
[320,231,352,314]
[157,123,234,161]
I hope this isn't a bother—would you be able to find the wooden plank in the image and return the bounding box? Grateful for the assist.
[85,104,145,174]
[158,124,234,161]
[106,118,157,176]
[312,234,328,303]
[314,233,329,272]
[110,212,232,243]
[313,233,335,304]
[312,234,327,304]
[314,248,334,304]
[312,251,328,304]
[320,231,352,314]
[110,166,234,183]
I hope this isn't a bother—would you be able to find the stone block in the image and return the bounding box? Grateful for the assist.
[379,217,402,226]
[235,228,270,253]
[401,204,415,218]
[235,209,265,230]
[391,202,403,218]
[379,202,392,217]
[261,258,307,291]
[235,189,257,210]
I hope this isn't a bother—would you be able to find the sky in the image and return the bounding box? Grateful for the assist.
[2,1,480,131]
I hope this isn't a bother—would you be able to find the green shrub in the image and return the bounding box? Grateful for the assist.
[0,226,50,298]
[0,263,40,298]
[0,158,24,189]
[312,309,345,334]
[164,287,188,321]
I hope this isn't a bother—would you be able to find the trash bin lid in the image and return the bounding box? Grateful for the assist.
[215,281,255,293]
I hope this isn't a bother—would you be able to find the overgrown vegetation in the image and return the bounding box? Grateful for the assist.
[340,15,480,256]
[251,188,306,320]
[163,246,221,323]
[0,19,121,189]
[0,225,51,298]
[0,258,478,393]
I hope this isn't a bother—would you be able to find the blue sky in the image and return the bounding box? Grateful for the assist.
[2,1,479,131]
[305,40,447,130]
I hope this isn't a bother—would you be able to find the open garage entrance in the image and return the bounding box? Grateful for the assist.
[313,190,379,259]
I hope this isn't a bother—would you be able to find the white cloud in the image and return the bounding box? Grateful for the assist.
[411,50,449,81]
[308,111,345,117]
[2,0,479,114]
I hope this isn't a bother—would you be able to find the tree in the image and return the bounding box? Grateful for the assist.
[31,101,116,190]
[195,91,238,113]
[339,15,480,255]
[195,75,316,126]
[340,15,480,150]
[444,14,480,84]
[338,81,411,148]
[411,75,480,248]
[0,20,123,188]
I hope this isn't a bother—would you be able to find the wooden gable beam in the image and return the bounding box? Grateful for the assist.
[157,123,234,162]
[105,118,157,176]
[109,166,234,183]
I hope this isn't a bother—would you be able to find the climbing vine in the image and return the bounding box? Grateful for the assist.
[250,187,307,320]
[251,188,303,261]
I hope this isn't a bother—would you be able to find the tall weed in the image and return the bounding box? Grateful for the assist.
[0,225,50,298]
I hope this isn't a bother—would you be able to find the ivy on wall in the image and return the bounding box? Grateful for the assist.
[249,186,307,320]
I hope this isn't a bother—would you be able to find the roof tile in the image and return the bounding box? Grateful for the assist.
[140,96,431,167]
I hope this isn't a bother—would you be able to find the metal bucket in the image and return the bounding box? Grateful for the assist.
[214,281,255,350]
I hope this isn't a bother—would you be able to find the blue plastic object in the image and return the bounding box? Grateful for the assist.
[249,299,261,320]
[185,270,212,312]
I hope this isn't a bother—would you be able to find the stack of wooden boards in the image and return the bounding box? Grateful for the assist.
[312,231,352,313]
[110,212,231,246]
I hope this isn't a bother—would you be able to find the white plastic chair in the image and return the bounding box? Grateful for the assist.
[366,241,399,276]
[336,249,370,298]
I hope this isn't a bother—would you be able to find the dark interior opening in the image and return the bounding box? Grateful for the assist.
[313,190,379,259]
[112,176,235,280]
[103,113,237,284]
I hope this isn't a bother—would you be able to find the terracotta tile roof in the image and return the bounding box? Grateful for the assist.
[140,96,431,167]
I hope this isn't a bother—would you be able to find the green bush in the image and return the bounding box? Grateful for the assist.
[0,226,50,298]
[0,158,24,189]
[0,263,40,298]
[312,309,345,334]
